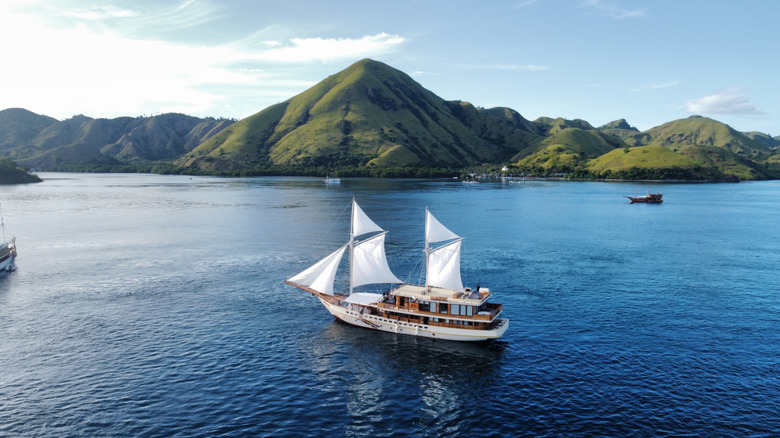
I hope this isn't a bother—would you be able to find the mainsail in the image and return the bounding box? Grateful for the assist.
[287,199,400,296]
[352,232,402,287]
[424,209,464,292]
[427,239,464,292]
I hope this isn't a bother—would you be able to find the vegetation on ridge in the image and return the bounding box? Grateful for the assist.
[0,60,778,181]
[0,158,42,184]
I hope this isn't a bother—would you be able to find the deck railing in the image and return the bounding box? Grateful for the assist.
[376,301,503,321]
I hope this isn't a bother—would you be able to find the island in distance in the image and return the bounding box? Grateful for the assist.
[1,59,778,181]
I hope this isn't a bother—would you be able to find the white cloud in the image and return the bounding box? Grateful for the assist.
[61,5,139,20]
[582,0,645,19]
[0,2,406,120]
[251,33,405,63]
[685,88,765,116]
[629,81,679,92]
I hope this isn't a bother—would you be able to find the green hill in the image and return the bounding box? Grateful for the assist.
[0,108,57,155]
[534,117,594,135]
[645,115,771,160]
[598,119,650,146]
[1,60,778,181]
[515,128,624,172]
[743,132,780,151]
[0,112,232,171]
[674,144,776,180]
[0,158,41,184]
[179,59,542,173]
[586,145,732,180]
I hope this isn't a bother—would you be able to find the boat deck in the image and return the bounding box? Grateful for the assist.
[390,284,491,305]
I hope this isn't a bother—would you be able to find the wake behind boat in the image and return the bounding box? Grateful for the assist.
[285,199,508,341]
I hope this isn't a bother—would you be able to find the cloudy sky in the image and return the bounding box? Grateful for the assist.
[1,0,777,134]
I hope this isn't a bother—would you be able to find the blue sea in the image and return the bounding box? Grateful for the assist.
[0,173,778,437]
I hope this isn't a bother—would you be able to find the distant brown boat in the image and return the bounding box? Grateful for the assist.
[626,191,663,204]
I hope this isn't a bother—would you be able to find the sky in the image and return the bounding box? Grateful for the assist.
[1,0,778,135]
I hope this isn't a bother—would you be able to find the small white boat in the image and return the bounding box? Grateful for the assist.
[324,175,340,184]
[285,198,508,341]
[0,204,16,272]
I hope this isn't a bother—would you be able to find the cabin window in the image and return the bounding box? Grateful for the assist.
[466,305,473,316]
[428,302,436,312]
[439,303,448,314]
[451,304,460,315]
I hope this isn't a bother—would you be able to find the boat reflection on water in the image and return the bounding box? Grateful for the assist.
[313,320,507,373]
[302,320,508,436]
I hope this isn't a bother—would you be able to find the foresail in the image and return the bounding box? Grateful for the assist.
[352,233,402,287]
[426,210,459,244]
[352,200,383,237]
[427,239,464,292]
[288,244,347,295]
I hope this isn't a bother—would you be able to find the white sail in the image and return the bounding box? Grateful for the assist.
[352,233,401,287]
[288,244,347,295]
[426,210,459,243]
[352,200,383,237]
[427,239,464,292]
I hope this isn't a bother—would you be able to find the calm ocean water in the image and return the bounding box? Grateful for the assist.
[0,173,778,437]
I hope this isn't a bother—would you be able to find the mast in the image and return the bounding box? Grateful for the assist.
[349,197,356,295]
[424,206,430,293]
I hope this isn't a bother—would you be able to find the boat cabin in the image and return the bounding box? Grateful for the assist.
[366,284,504,331]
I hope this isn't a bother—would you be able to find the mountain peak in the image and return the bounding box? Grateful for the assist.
[180,58,540,171]
[600,119,636,131]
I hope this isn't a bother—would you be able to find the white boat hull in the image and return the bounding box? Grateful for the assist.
[0,254,15,272]
[319,296,508,342]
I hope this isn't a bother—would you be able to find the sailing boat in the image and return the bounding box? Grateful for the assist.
[285,198,508,341]
[0,203,16,272]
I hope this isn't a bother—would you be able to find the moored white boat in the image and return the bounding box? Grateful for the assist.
[0,204,16,272]
[285,199,508,341]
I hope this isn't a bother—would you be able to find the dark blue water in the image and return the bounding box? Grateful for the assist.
[0,174,778,437]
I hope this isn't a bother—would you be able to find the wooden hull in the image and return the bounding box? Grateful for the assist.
[317,295,509,342]
[627,198,662,204]
[627,193,663,204]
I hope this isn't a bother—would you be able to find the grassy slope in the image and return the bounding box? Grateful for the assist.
[266,59,511,166]
[675,144,773,180]
[587,145,696,172]
[646,116,771,159]
[515,128,623,169]
[181,59,536,172]
[0,108,58,152]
